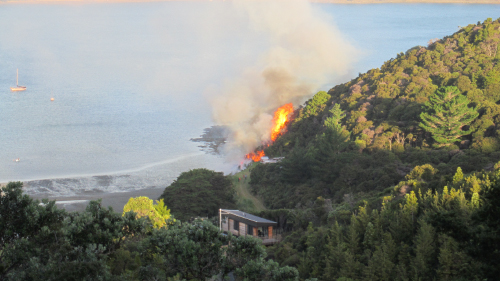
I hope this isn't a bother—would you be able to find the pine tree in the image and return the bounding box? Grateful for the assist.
[412,220,437,280]
[340,251,363,280]
[347,215,361,256]
[419,86,478,147]
[436,234,469,281]
[452,167,464,184]
[316,104,351,156]
[324,222,346,280]
[363,233,396,281]
[395,243,412,281]
[402,191,419,224]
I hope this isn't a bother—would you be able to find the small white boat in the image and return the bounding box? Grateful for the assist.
[10,69,26,92]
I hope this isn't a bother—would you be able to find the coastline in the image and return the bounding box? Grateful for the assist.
[29,187,165,213]
[1,152,231,214]
[1,179,165,213]
[0,0,499,4]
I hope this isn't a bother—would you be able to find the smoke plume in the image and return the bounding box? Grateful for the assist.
[206,0,358,159]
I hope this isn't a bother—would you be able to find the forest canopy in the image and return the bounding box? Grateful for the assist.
[255,17,500,209]
[3,17,500,281]
[158,168,237,221]
[0,182,297,280]
[242,17,500,281]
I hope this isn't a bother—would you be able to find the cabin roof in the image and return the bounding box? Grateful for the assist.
[221,209,277,227]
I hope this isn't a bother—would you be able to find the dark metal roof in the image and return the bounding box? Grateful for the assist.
[221,209,277,227]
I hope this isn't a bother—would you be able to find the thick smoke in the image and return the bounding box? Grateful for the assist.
[207,0,357,159]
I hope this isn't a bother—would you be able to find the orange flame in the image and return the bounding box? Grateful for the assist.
[245,103,294,162]
[271,103,294,141]
[246,150,265,162]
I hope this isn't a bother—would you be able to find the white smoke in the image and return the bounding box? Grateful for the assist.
[206,0,358,159]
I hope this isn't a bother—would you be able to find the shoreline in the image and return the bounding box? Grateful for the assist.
[1,152,233,213]
[1,179,166,213]
[1,0,499,4]
[30,187,165,213]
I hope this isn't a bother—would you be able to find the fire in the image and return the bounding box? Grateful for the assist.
[245,103,294,162]
[271,103,294,142]
[245,150,265,162]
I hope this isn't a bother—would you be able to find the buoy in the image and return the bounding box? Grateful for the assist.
[50,97,54,101]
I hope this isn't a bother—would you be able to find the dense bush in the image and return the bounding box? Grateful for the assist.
[159,168,237,221]
[0,182,297,281]
[266,166,500,281]
[242,18,500,280]
[250,17,500,210]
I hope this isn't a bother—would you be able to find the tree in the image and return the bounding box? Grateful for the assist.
[280,146,314,184]
[412,220,437,280]
[419,86,478,147]
[0,182,66,280]
[140,220,230,280]
[474,176,500,279]
[0,182,147,280]
[436,234,469,280]
[123,196,172,228]
[159,169,236,221]
[235,258,299,281]
[139,220,298,281]
[320,104,351,154]
[299,91,331,120]
[310,104,351,183]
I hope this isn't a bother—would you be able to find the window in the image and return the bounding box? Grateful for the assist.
[233,220,239,231]
[247,225,253,235]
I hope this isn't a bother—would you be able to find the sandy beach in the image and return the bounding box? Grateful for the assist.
[29,187,165,213]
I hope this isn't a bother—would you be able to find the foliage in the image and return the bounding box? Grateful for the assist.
[139,220,297,280]
[251,17,500,211]
[5,17,500,281]
[241,18,500,281]
[0,182,66,280]
[123,196,172,228]
[419,86,478,146]
[0,182,296,281]
[159,168,237,221]
[267,166,500,280]
[0,182,147,281]
[298,91,331,120]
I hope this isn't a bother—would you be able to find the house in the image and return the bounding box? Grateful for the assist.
[219,209,280,245]
[260,156,284,164]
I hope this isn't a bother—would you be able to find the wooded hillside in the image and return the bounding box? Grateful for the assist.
[252,17,500,209]
[248,17,500,281]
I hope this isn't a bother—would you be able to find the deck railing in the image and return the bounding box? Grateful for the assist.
[256,234,282,245]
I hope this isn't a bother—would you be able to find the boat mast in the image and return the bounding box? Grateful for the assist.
[16,69,19,86]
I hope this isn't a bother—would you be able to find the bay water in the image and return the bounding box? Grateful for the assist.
[0,2,497,196]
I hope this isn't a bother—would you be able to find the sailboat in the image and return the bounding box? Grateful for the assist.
[10,69,26,92]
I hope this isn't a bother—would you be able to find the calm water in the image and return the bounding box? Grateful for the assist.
[0,2,497,195]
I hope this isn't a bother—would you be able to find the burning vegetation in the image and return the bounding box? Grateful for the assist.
[271,103,294,142]
[245,150,265,162]
[245,103,294,162]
